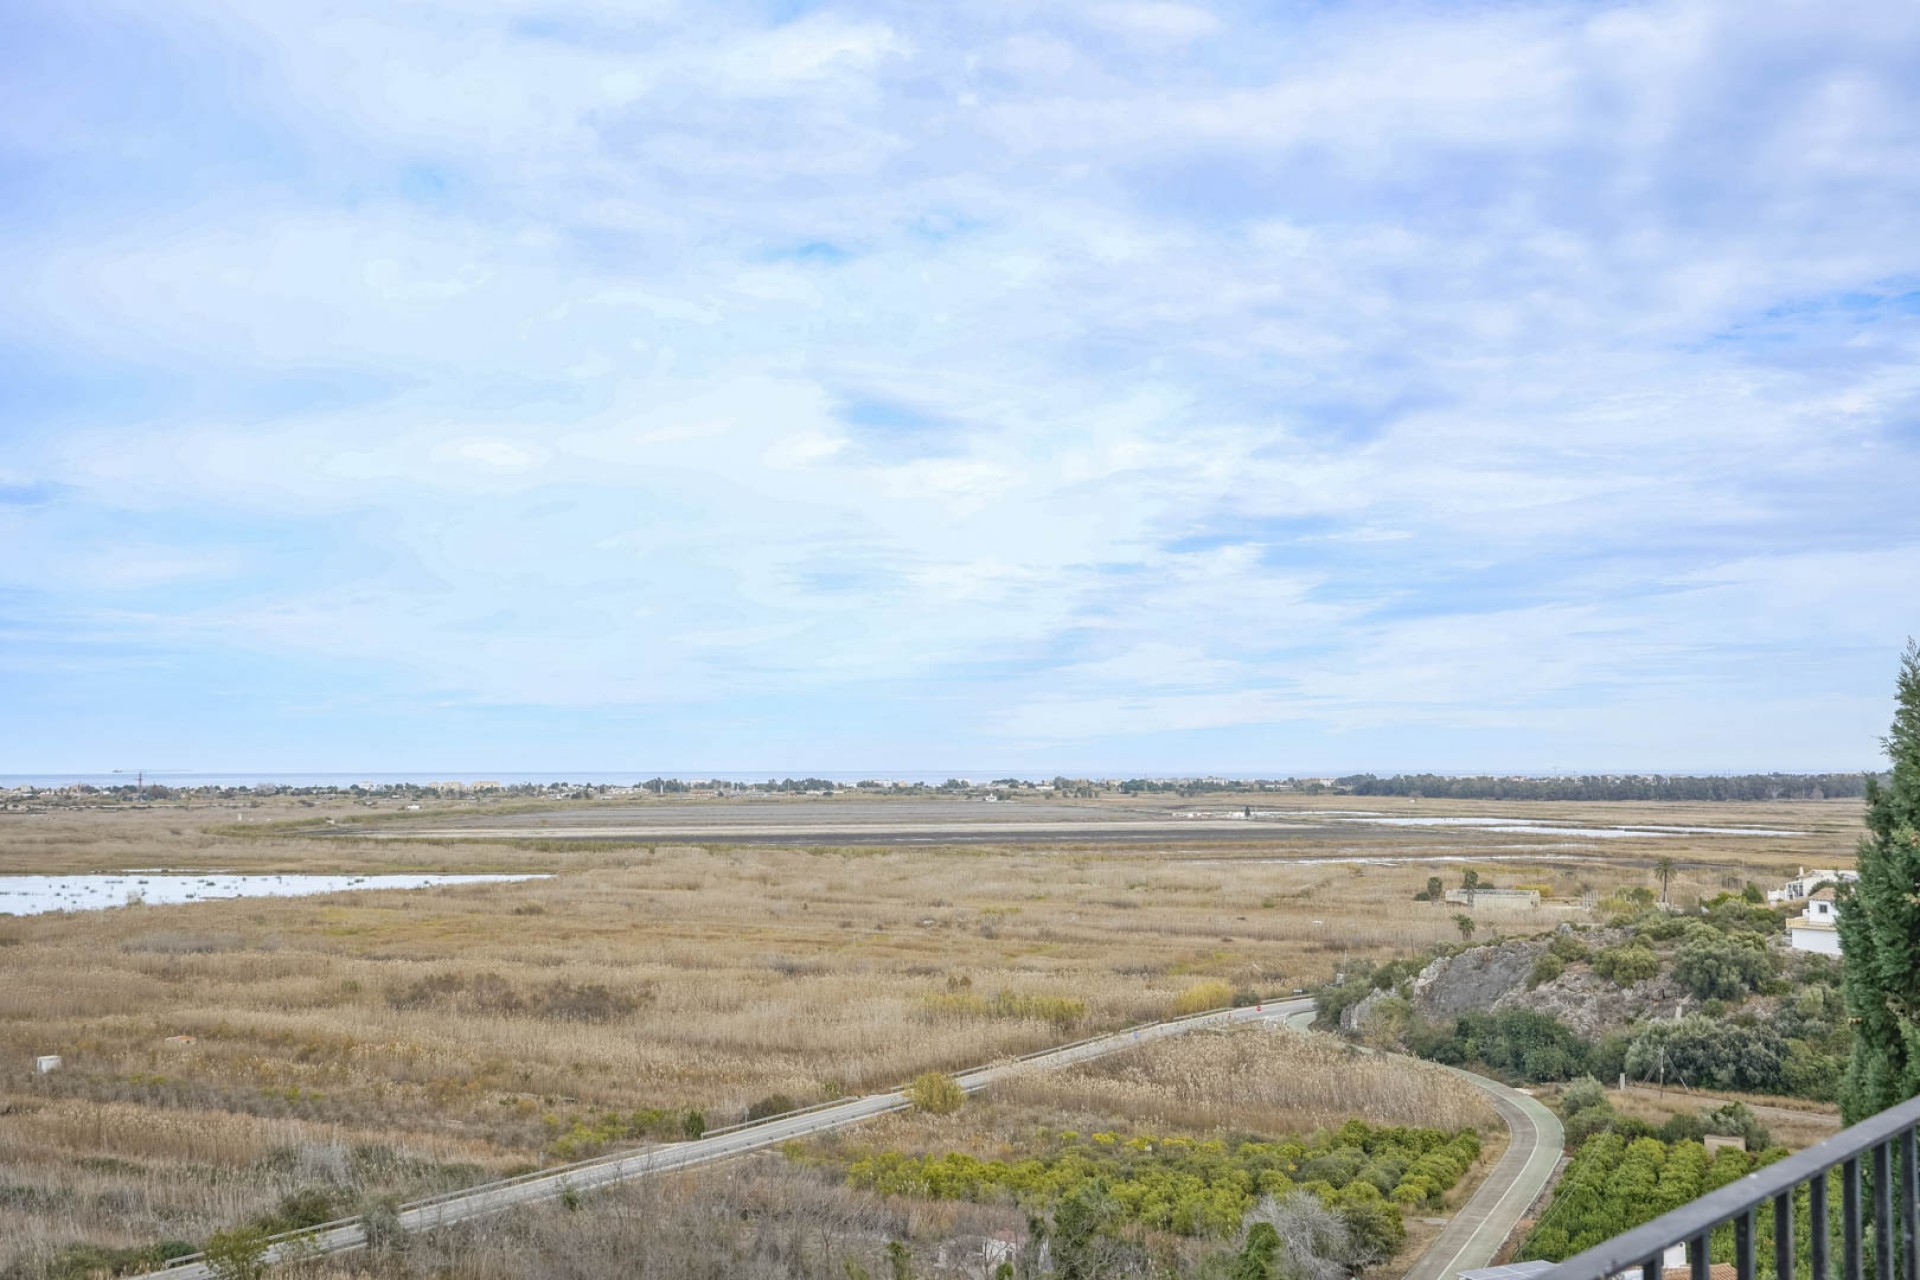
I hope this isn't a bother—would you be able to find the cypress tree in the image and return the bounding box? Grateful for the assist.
[1838,642,1920,1124]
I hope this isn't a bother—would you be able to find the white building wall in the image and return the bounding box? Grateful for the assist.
[1789,924,1842,956]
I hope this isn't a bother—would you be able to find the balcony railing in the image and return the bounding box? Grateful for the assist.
[1536,1093,1920,1280]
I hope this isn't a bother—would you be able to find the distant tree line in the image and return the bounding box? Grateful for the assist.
[1334,773,1880,802]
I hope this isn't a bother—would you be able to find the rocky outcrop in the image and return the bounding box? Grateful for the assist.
[1343,929,1690,1039]
[1512,965,1690,1037]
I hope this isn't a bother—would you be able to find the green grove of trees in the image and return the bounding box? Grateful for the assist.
[1838,641,1920,1124]
[1518,1134,1785,1263]
[844,1123,1478,1255]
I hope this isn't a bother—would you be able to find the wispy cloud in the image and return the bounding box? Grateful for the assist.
[1,0,1917,771]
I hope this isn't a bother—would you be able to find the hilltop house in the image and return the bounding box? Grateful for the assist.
[1767,867,1857,903]
[1788,887,1841,955]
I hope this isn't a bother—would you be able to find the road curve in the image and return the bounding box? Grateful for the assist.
[1404,1067,1564,1280]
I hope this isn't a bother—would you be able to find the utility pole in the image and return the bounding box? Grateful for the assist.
[113,769,187,806]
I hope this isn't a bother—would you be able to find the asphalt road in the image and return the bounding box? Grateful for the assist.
[135,998,1563,1280]
[1402,1069,1565,1280]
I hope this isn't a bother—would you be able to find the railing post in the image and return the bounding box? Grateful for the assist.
[1847,1157,1864,1280]
[1817,1167,1832,1280]
[1902,1128,1918,1280]
[1778,1191,1797,1280]
[1695,1231,1712,1280]
[1878,1141,1895,1280]
[1739,1207,1756,1280]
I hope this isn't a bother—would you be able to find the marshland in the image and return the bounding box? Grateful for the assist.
[0,788,1863,1276]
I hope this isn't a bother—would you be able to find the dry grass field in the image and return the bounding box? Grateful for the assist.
[214,1027,1503,1280]
[0,791,1866,1273]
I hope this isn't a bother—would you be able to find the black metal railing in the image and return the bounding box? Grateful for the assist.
[1537,1093,1920,1280]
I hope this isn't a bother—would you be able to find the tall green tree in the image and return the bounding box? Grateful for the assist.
[1839,642,1920,1124]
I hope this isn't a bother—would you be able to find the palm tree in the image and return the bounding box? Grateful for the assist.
[1654,856,1675,905]
[1454,913,1476,941]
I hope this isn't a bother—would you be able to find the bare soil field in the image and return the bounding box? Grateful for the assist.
[0,793,1865,1273]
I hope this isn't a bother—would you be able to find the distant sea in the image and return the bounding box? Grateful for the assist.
[0,771,1002,789]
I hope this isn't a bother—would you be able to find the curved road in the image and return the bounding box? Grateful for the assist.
[1404,1067,1563,1280]
[137,998,1559,1279]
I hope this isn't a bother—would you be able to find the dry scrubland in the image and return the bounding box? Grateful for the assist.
[0,794,1863,1272]
[188,1028,1500,1280]
[994,1026,1496,1138]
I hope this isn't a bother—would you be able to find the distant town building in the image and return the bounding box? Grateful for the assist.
[1788,887,1841,955]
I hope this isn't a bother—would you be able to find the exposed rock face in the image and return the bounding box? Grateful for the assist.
[1343,930,1691,1038]
[1413,942,1542,1019]
[1514,966,1690,1037]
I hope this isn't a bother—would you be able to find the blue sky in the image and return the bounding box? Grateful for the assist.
[3,0,1918,775]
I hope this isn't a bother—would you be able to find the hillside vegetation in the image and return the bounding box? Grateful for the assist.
[1325,893,1851,1101]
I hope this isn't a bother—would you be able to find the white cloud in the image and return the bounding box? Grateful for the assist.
[4,0,1919,768]
[1087,3,1221,42]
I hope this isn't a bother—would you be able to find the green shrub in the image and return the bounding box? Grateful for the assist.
[1591,944,1661,985]
[44,1242,195,1280]
[1412,1009,1591,1081]
[1701,1101,1772,1151]
[746,1093,798,1122]
[1547,933,1592,963]
[1624,1017,1788,1095]
[361,1194,406,1254]
[844,1123,1477,1244]
[1672,926,1776,1001]
[259,1186,341,1233]
[204,1226,271,1280]
[1529,954,1566,988]
[1559,1077,1608,1115]
[907,1072,965,1115]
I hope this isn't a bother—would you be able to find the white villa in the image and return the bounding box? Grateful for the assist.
[1788,887,1842,955]
[1768,867,1857,904]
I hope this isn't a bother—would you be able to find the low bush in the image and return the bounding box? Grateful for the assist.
[1529,954,1565,988]
[256,1185,342,1233]
[1547,933,1591,963]
[43,1241,196,1280]
[204,1226,271,1280]
[746,1093,799,1122]
[1591,943,1662,985]
[546,1107,709,1159]
[906,1072,965,1115]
